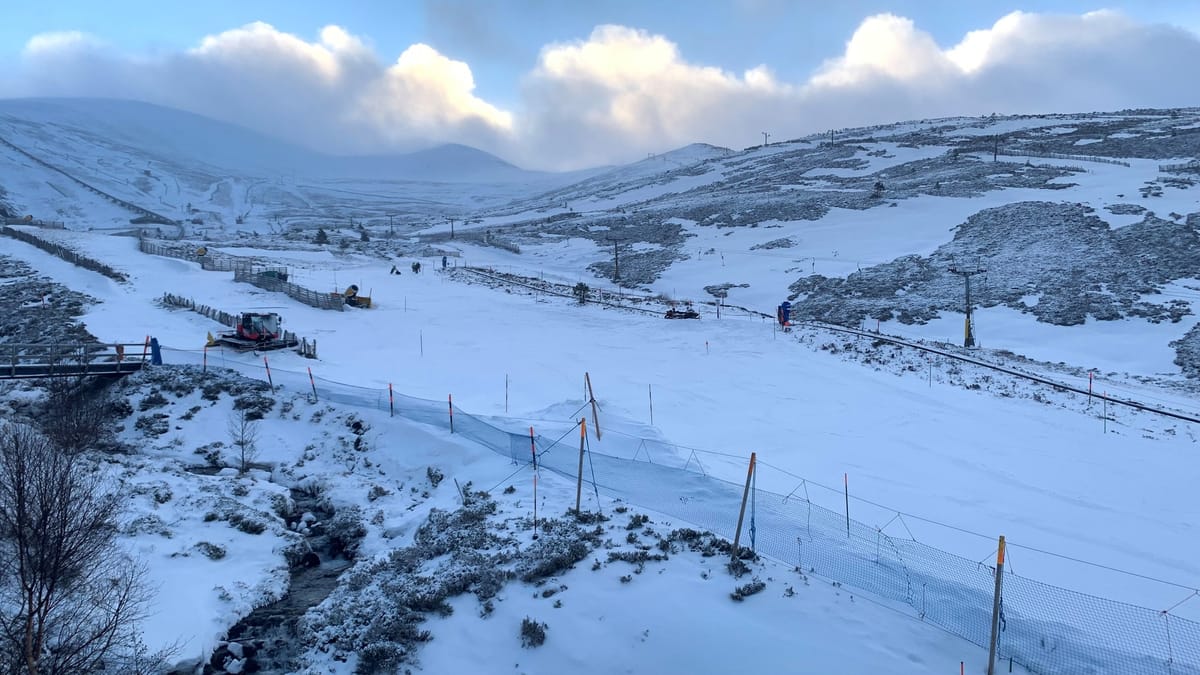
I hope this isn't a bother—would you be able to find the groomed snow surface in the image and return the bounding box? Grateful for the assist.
[3,228,1197,674]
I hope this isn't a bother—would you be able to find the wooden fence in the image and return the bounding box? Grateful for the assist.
[160,293,317,358]
[1,226,128,282]
[232,269,344,311]
[1159,160,1200,173]
[140,238,334,309]
[996,148,1131,167]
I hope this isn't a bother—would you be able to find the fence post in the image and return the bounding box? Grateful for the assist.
[586,372,601,440]
[575,418,587,513]
[987,535,1006,675]
[844,473,851,538]
[731,452,757,563]
[263,356,274,391]
[389,383,394,417]
[308,367,317,401]
[448,394,454,432]
[529,426,537,470]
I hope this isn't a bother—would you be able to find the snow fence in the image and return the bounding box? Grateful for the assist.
[158,349,1200,675]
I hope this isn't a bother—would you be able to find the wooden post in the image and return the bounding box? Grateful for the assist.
[731,452,757,563]
[987,536,1007,675]
[529,426,537,469]
[844,473,850,538]
[448,394,454,432]
[308,367,317,401]
[585,372,601,440]
[648,384,654,425]
[389,383,394,417]
[575,418,587,512]
[263,356,274,390]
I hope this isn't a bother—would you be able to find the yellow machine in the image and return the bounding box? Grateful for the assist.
[344,284,372,308]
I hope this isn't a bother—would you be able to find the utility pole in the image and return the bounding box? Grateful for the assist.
[950,265,986,348]
[762,131,770,148]
[447,217,456,239]
[606,236,620,281]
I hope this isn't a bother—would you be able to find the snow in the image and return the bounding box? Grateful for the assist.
[883,303,1199,376]
[1,102,1198,674]
[802,143,950,177]
[4,229,1197,668]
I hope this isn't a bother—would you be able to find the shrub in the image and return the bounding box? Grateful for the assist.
[196,542,227,560]
[731,579,766,601]
[228,512,267,535]
[520,617,547,648]
[328,505,367,559]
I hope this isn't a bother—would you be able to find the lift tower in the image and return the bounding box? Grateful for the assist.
[950,265,986,348]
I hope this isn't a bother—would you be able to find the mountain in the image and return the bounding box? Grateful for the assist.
[0,97,548,183]
[0,97,593,230]
[0,103,1197,674]
[2,98,1200,378]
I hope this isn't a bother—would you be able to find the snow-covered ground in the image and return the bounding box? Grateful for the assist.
[1,224,1197,673]
[2,102,1199,673]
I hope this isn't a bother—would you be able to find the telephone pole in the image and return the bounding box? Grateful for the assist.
[446,217,456,239]
[762,131,770,148]
[606,236,620,281]
[950,265,986,348]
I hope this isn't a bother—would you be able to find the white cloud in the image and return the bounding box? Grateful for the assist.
[513,25,790,169]
[353,43,513,141]
[4,12,1199,170]
[511,12,1200,169]
[10,23,511,158]
[22,30,100,55]
[810,14,955,87]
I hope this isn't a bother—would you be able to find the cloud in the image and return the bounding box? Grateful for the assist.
[514,25,792,169]
[23,31,101,55]
[10,22,511,158]
[514,11,1200,168]
[4,12,1199,171]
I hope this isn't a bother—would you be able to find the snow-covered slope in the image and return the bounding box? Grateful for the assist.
[2,102,1200,667]
[0,98,553,183]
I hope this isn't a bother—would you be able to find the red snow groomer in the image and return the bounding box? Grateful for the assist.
[211,312,298,351]
[664,301,700,319]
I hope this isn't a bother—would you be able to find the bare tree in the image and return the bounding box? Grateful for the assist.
[38,376,112,453]
[227,409,260,474]
[0,423,155,674]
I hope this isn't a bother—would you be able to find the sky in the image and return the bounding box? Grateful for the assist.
[2,1,1200,170]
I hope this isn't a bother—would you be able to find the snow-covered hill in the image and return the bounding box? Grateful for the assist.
[1,99,1199,674]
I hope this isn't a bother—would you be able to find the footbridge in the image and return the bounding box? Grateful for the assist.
[1,339,161,380]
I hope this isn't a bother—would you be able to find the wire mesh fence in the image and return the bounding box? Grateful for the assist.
[161,349,1200,675]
